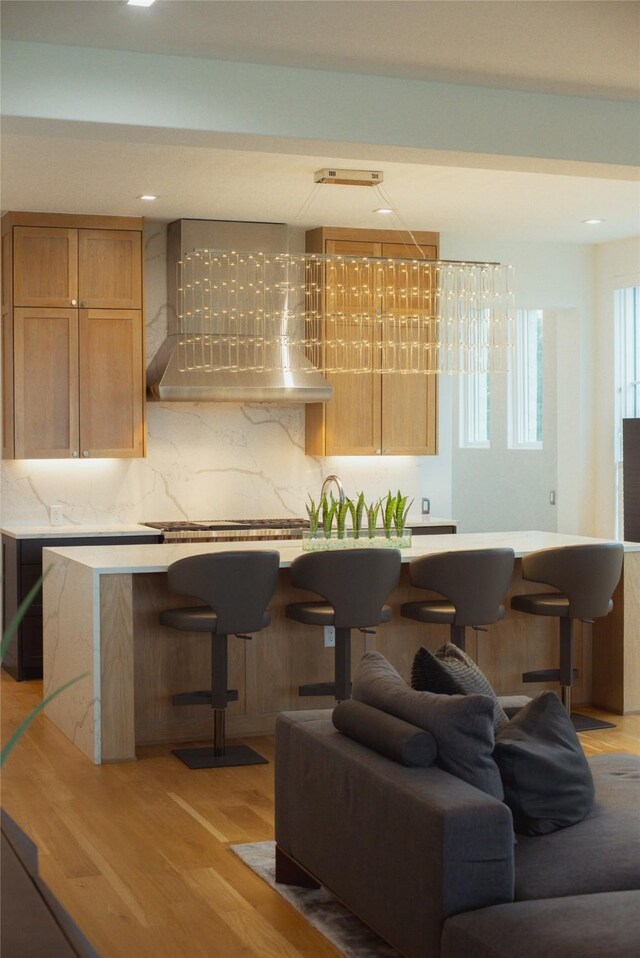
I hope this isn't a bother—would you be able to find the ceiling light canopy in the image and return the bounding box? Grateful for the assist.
[582,218,604,225]
[138,194,159,201]
[127,0,157,7]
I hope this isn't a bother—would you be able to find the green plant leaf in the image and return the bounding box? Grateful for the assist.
[321,494,337,537]
[306,494,320,534]
[383,491,397,537]
[336,500,349,538]
[1,671,89,768]
[366,499,381,537]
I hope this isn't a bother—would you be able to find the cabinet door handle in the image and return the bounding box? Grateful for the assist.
[71,299,77,306]
[80,300,88,308]
[72,450,79,457]
[375,448,381,455]
[82,451,89,457]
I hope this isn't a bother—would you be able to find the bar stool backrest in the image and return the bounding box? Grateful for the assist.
[289,549,401,629]
[521,543,624,619]
[409,548,515,626]
[166,551,280,634]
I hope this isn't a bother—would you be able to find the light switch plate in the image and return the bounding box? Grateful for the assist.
[421,498,430,515]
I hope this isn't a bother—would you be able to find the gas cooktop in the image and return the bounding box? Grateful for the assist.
[143,519,309,531]
[141,518,310,542]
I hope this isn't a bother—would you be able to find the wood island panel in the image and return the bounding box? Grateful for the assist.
[43,533,640,764]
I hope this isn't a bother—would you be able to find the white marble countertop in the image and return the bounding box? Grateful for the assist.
[1,523,161,539]
[42,530,639,575]
[2,518,456,538]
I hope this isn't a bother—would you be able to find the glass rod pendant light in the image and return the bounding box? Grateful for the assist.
[176,172,515,377]
[177,250,514,376]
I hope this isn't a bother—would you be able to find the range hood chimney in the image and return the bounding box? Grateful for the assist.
[147,219,332,404]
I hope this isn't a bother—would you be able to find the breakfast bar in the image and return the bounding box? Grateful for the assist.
[42,531,640,764]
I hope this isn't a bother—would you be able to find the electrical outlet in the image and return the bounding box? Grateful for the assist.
[421,497,431,515]
[323,626,336,648]
[549,490,556,506]
[49,504,63,525]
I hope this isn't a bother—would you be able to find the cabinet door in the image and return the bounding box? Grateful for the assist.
[381,372,437,454]
[79,309,144,457]
[323,239,382,455]
[13,308,79,458]
[381,242,438,261]
[13,227,78,307]
[79,230,142,309]
[380,245,438,454]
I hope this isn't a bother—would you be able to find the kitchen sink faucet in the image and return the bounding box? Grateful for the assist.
[320,474,345,505]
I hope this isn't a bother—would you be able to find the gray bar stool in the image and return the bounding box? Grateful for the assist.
[400,548,516,651]
[285,549,402,701]
[510,542,623,731]
[159,550,279,768]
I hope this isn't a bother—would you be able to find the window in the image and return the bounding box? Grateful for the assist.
[459,368,490,447]
[509,309,543,449]
[614,286,640,463]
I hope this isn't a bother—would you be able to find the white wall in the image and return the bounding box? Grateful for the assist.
[442,234,596,534]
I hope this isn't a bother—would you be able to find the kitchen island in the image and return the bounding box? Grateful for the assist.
[42,531,640,764]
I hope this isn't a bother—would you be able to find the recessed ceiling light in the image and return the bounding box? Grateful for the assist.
[582,218,604,225]
[138,194,159,201]
[373,208,395,215]
[127,0,157,7]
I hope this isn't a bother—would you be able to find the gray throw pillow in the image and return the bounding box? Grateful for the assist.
[412,643,510,732]
[494,691,595,836]
[333,699,438,767]
[352,651,503,799]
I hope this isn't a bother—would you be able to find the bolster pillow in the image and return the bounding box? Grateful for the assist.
[332,699,438,767]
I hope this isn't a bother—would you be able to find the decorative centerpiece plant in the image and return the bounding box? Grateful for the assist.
[304,488,412,549]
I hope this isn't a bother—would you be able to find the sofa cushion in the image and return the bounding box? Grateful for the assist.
[441,889,640,958]
[412,643,510,732]
[352,651,503,798]
[514,753,640,899]
[333,700,438,767]
[493,691,594,835]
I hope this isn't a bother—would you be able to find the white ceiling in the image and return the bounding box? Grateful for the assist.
[1,0,639,243]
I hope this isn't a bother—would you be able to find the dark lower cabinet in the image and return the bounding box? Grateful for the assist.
[412,525,457,536]
[623,418,640,542]
[1,533,160,681]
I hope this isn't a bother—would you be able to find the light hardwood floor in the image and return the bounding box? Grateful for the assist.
[2,671,639,958]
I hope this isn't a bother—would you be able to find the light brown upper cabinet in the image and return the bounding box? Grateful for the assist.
[2,212,145,460]
[305,227,439,457]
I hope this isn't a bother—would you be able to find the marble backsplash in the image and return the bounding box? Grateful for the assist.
[0,222,450,527]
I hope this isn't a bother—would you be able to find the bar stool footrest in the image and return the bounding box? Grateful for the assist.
[298,681,341,697]
[172,745,268,768]
[172,689,239,706]
[522,669,578,684]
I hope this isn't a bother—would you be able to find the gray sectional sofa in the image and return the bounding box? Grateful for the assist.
[275,708,640,958]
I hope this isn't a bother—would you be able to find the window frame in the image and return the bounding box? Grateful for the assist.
[508,308,543,450]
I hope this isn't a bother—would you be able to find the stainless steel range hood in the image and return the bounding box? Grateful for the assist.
[147,334,333,403]
[146,219,332,404]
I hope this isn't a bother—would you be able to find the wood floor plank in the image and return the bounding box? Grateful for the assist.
[2,670,638,958]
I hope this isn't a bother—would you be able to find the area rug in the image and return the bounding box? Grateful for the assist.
[231,841,401,958]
